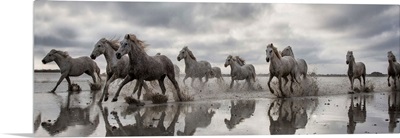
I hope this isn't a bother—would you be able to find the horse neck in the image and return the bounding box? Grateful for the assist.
[229,61,241,72]
[289,51,295,58]
[53,54,71,68]
[348,59,356,72]
[270,53,282,70]
[129,45,148,66]
[184,56,197,68]
[103,45,117,65]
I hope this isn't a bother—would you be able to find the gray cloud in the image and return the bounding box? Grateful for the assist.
[33,1,400,75]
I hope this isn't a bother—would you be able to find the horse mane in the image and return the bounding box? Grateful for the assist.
[267,43,281,59]
[234,56,246,65]
[184,46,196,60]
[104,38,120,51]
[52,49,70,58]
[126,34,149,51]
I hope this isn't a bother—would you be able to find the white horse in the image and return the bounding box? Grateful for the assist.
[90,38,149,102]
[265,43,300,97]
[387,51,400,89]
[281,46,308,79]
[346,51,366,91]
[42,49,101,93]
[177,46,212,87]
[224,55,256,90]
[114,34,183,102]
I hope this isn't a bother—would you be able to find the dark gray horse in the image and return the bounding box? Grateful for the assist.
[114,34,183,102]
[387,51,400,89]
[90,38,149,102]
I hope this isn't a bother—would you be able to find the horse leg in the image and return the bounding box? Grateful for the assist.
[99,75,117,103]
[136,80,144,100]
[393,75,397,89]
[65,76,72,90]
[167,74,183,101]
[191,78,195,88]
[183,75,188,86]
[247,78,253,90]
[278,76,286,97]
[267,75,275,95]
[290,76,295,93]
[158,75,167,95]
[388,75,391,87]
[50,73,68,93]
[362,74,366,89]
[358,77,362,89]
[230,77,234,89]
[111,75,133,102]
[351,77,355,90]
[283,76,289,86]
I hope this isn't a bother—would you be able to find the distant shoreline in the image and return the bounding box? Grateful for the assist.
[34,69,60,73]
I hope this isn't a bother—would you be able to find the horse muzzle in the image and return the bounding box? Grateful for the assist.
[224,64,228,67]
[116,53,122,59]
[266,58,270,62]
[177,57,181,61]
[42,60,47,64]
[90,54,96,59]
[346,61,349,64]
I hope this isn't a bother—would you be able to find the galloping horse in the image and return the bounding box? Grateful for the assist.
[346,51,366,91]
[387,51,400,89]
[224,55,256,90]
[177,46,212,87]
[281,46,308,79]
[90,38,149,102]
[265,43,300,97]
[42,49,101,93]
[114,34,183,102]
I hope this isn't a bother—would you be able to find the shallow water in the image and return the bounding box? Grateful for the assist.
[33,73,400,136]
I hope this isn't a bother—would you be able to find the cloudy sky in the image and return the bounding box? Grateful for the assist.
[33,1,400,75]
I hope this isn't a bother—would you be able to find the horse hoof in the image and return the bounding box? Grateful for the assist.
[111,98,118,102]
[104,97,108,102]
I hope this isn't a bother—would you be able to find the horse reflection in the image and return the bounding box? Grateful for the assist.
[40,91,100,136]
[267,99,309,135]
[100,105,181,136]
[177,103,219,135]
[224,100,256,130]
[347,95,367,134]
[388,92,400,133]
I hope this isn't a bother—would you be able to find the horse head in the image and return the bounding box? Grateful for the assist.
[281,46,294,57]
[224,55,234,67]
[388,51,397,62]
[346,51,354,64]
[177,46,196,61]
[42,49,69,64]
[90,38,108,59]
[266,43,280,62]
[116,34,135,59]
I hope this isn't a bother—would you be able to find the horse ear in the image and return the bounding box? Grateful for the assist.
[124,34,130,39]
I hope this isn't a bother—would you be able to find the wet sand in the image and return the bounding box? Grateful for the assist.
[33,74,400,136]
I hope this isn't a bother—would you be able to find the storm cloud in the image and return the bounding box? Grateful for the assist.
[34,1,400,75]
